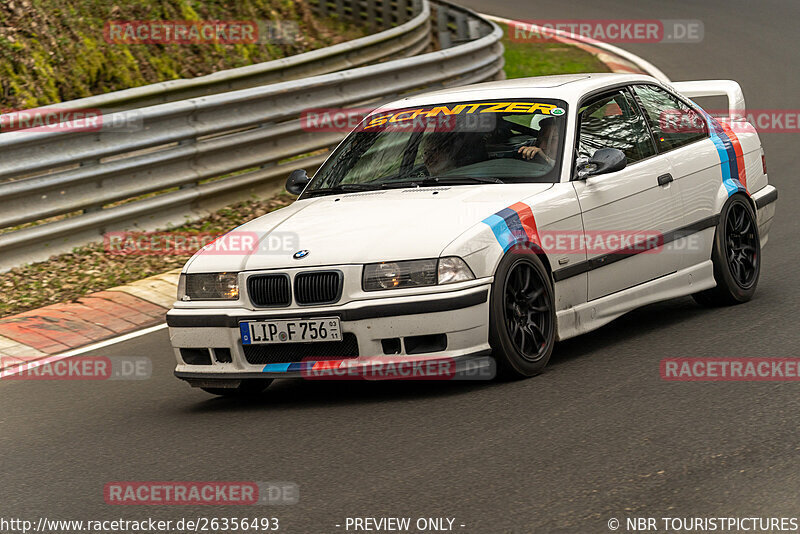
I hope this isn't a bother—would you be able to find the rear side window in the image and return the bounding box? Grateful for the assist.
[632,84,708,152]
[578,89,656,165]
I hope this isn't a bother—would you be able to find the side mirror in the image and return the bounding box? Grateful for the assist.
[575,148,627,180]
[286,169,311,195]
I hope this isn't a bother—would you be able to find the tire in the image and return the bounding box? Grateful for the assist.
[489,249,556,378]
[693,195,760,307]
[201,379,273,397]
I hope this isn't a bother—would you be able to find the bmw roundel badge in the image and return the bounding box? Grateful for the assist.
[293,250,310,259]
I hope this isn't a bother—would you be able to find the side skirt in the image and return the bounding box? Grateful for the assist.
[555,260,716,342]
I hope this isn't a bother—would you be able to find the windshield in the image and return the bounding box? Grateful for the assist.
[304,99,568,196]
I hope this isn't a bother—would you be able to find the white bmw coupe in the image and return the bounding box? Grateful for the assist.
[167,74,777,395]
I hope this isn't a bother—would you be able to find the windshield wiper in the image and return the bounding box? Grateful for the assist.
[306,176,504,196]
[381,176,504,189]
[303,183,384,197]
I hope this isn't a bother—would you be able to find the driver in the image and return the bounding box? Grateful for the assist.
[517,117,558,166]
[421,132,462,175]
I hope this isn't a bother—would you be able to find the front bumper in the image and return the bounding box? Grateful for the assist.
[168,282,492,381]
[174,351,494,385]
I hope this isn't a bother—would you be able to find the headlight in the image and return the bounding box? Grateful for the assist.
[363,257,474,291]
[437,257,475,284]
[177,273,187,301]
[181,272,239,300]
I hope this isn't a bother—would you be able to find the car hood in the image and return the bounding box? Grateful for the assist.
[185,184,554,273]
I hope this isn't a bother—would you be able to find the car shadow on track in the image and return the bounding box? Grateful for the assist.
[184,378,501,412]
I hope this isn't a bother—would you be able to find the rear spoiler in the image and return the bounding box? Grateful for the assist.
[670,80,746,121]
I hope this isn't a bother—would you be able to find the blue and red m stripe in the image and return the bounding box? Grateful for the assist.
[704,112,748,196]
[482,202,541,252]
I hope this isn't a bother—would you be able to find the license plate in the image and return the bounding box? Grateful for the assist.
[240,318,341,345]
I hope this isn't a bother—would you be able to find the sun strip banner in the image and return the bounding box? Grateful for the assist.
[363,101,566,130]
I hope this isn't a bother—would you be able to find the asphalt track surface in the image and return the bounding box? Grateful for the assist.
[2,1,798,532]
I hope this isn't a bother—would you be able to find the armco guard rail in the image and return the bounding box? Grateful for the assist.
[0,0,504,270]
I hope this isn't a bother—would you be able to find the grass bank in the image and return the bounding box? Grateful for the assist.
[0,0,365,109]
[499,23,610,78]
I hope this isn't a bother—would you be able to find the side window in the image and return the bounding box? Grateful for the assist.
[578,90,656,165]
[632,84,708,152]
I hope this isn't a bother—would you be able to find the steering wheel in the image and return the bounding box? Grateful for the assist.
[407,163,430,178]
[488,148,524,160]
[489,145,537,161]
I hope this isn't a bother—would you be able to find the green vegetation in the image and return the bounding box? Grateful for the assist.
[499,23,610,78]
[0,0,365,109]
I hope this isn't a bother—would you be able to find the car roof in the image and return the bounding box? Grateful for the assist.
[374,73,661,112]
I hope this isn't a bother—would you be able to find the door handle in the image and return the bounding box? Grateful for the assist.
[658,173,674,186]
